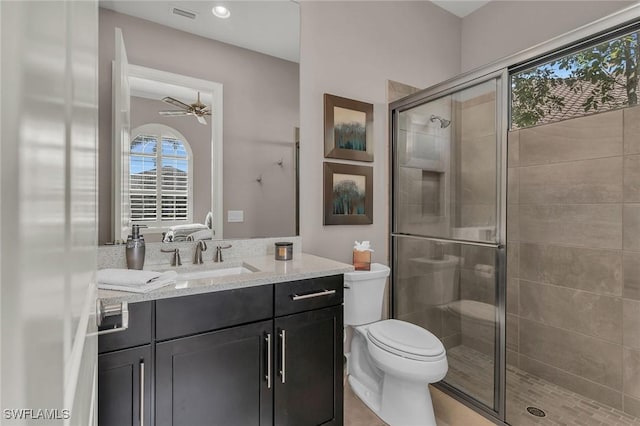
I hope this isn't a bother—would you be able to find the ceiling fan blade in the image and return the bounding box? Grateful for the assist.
[196,114,207,125]
[162,96,191,110]
[159,110,192,116]
[200,107,211,115]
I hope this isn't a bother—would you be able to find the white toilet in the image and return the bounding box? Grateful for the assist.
[344,263,448,426]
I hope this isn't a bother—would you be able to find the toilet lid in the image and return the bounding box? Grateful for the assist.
[367,320,445,360]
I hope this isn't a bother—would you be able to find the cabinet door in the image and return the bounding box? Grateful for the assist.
[98,345,151,426]
[275,305,343,426]
[156,320,273,426]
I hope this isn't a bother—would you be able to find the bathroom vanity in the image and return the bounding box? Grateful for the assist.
[97,253,350,426]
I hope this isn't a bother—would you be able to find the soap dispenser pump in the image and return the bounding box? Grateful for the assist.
[126,224,147,270]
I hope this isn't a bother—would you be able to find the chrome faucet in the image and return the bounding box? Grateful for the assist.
[194,241,208,264]
[214,244,232,262]
[161,247,182,266]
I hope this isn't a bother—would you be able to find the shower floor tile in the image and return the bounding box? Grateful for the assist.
[446,345,640,426]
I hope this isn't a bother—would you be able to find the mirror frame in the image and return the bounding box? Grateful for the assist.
[115,64,224,240]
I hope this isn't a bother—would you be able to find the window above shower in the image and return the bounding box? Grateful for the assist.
[511,28,640,129]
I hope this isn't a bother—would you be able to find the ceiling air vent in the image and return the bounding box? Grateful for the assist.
[172,7,197,20]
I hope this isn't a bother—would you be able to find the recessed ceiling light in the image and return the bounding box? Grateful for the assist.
[211,5,230,19]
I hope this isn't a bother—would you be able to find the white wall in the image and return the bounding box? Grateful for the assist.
[1,1,98,422]
[460,0,635,72]
[299,1,462,264]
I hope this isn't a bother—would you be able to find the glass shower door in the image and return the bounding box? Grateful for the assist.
[391,74,506,417]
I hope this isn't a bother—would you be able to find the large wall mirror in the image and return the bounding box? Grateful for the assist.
[98,1,300,244]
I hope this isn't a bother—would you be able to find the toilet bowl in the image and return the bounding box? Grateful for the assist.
[344,264,448,426]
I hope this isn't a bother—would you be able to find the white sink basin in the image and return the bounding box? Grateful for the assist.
[177,266,254,280]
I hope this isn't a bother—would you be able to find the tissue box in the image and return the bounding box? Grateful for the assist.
[353,250,371,271]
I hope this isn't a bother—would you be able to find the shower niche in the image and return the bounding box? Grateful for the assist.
[420,170,444,217]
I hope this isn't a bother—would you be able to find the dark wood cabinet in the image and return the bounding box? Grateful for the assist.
[98,275,344,426]
[98,345,152,426]
[275,305,343,426]
[155,320,273,426]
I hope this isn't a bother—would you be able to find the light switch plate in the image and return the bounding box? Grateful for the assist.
[227,210,244,223]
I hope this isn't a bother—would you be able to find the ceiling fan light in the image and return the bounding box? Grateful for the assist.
[211,5,230,19]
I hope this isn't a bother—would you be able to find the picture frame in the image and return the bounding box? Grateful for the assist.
[324,94,373,162]
[323,162,373,225]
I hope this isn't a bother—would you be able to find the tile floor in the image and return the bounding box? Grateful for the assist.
[344,344,640,425]
[343,368,492,426]
[343,382,451,426]
[446,345,640,426]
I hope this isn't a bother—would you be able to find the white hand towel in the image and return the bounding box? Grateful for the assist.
[97,269,178,293]
[186,229,213,241]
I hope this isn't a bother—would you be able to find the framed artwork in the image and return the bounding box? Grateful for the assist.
[324,94,373,162]
[323,162,373,225]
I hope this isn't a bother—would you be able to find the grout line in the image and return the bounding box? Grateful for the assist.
[518,314,622,348]
[517,153,626,169]
[517,153,624,168]
[516,353,623,396]
[517,276,622,299]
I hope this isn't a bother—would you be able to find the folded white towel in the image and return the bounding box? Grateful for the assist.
[97,269,178,293]
[186,229,213,241]
[163,223,210,242]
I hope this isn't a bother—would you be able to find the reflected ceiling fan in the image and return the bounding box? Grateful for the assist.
[159,92,210,125]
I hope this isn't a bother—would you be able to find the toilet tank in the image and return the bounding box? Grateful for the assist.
[343,263,390,326]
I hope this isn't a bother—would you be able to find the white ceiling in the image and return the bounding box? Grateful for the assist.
[100,1,491,64]
[431,1,491,18]
[99,1,300,62]
[130,75,213,106]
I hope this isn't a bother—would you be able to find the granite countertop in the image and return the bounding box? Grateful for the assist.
[98,253,354,304]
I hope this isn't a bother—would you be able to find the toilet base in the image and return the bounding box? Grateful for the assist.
[349,374,438,426]
[349,375,381,413]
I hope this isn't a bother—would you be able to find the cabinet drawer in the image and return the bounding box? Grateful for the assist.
[99,301,152,354]
[156,285,273,341]
[275,275,343,317]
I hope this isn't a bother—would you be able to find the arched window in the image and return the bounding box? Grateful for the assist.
[129,124,193,229]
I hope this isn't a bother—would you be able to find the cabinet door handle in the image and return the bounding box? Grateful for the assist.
[279,329,286,384]
[291,289,336,301]
[139,360,145,426]
[265,333,272,389]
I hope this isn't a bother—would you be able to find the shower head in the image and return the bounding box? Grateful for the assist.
[430,114,451,128]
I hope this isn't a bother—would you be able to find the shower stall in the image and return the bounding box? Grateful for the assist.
[391,72,508,419]
[390,8,640,425]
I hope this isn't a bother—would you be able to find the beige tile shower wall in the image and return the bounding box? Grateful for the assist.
[396,95,453,239]
[458,92,497,229]
[507,106,640,416]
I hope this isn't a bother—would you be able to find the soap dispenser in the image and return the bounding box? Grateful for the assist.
[126,224,146,270]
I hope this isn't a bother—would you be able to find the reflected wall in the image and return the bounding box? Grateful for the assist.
[98,8,299,243]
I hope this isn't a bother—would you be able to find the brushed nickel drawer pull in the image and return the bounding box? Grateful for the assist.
[291,289,336,301]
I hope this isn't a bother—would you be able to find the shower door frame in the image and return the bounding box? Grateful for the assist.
[389,69,509,423]
[389,4,640,425]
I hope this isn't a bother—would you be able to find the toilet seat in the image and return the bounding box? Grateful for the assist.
[366,320,445,362]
